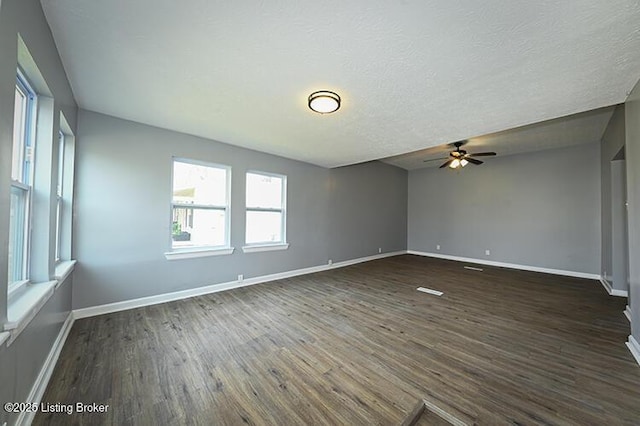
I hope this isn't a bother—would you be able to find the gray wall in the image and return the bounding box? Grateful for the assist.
[600,105,626,287]
[408,143,601,274]
[73,110,408,309]
[0,0,77,424]
[328,162,407,263]
[625,78,640,341]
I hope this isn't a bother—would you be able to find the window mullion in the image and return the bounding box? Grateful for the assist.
[246,207,282,213]
[171,203,227,211]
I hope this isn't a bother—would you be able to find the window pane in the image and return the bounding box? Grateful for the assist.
[172,207,226,248]
[57,132,64,197]
[246,173,282,208]
[173,161,227,206]
[246,211,282,244]
[11,86,27,182]
[55,132,65,261]
[8,185,27,284]
[55,197,62,261]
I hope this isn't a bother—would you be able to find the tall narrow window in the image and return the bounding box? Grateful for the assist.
[245,172,286,245]
[9,72,36,288]
[55,131,65,261]
[171,159,230,250]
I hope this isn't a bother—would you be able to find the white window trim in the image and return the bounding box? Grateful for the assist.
[5,261,77,344]
[242,243,289,253]
[55,130,65,263]
[7,279,29,300]
[5,281,56,346]
[54,260,77,289]
[9,181,31,285]
[0,332,9,347]
[245,170,287,247]
[9,71,37,290]
[168,158,233,255]
[165,247,235,260]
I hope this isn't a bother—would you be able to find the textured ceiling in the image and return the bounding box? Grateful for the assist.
[381,106,615,170]
[41,0,640,168]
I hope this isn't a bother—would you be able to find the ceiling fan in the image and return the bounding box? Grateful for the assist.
[424,141,496,169]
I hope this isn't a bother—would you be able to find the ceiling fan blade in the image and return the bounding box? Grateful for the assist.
[466,157,483,165]
[423,157,449,162]
[467,152,496,157]
[439,159,454,168]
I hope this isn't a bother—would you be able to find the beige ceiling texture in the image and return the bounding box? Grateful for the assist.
[41,1,640,168]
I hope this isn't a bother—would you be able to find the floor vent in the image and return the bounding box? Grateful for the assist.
[464,266,483,272]
[416,287,443,296]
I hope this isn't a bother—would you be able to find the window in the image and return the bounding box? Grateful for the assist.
[8,72,36,289]
[245,171,287,246]
[55,131,64,262]
[171,159,230,251]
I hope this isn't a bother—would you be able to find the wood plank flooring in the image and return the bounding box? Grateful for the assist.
[34,255,640,425]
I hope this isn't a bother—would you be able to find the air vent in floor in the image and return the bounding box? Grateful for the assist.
[416,287,443,296]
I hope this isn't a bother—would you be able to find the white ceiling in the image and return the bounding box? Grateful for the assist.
[381,106,615,170]
[41,0,640,168]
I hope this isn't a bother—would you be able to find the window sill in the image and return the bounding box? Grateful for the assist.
[242,243,289,253]
[7,279,29,300]
[165,247,235,260]
[55,260,77,288]
[5,281,56,345]
[0,332,9,347]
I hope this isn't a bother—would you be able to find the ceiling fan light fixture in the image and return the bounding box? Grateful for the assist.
[449,159,461,169]
[308,90,340,114]
[460,159,468,167]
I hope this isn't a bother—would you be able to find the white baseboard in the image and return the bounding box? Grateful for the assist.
[330,251,405,269]
[18,312,75,426]
[598,277,629,298]
[407,250,600,280]
[627,335,640,366]
[73,251,405,320]
[625,305,632,323]
[599,277,613,294]
[611,289,629,297]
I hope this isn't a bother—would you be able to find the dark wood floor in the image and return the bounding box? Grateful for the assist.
[35,255,640,425]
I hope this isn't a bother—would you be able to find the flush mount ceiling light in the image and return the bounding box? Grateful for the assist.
[308,90,340,114]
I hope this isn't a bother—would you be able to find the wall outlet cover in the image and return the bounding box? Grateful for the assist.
[436,245,441,250]
[238,274,243,281]
[485,249,491,256]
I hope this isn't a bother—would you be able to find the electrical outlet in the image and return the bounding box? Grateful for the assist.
[378,247,382,253]
[436,244,441,250]
[238,274,243,282]
[485,249,490,256]
[328,259,333,266]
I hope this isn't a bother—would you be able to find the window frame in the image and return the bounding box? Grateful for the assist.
[244,170,288,250]
[54,130,65,262]
[167,158,233,258]
[8,70,37,294]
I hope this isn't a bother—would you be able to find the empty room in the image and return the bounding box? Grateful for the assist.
[1,0,640,425]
